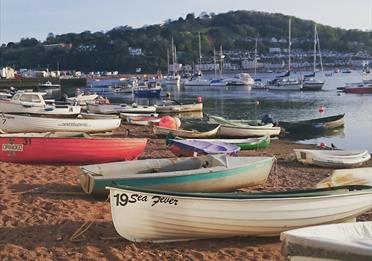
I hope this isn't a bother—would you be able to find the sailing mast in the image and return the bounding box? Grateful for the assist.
[198,32,202,70]
[213,48,217,77]
[220,45,224,75]
[315,25,324,73]
[254,36,258,77]
[313,25,317,73]
[288,18,291,72]
[167,48,170,75]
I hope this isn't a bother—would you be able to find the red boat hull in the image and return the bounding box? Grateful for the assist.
[344,86,372,94]
[0,137,147,164]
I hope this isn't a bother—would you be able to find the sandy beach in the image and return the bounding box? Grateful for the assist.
[1,124,371,260]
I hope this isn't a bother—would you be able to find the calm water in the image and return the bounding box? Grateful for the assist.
[76,71,372,152]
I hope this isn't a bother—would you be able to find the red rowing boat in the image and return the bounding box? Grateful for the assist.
[0,136,147,164]
[344,83,372,94]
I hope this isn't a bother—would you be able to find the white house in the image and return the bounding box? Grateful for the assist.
[128,47,143,56]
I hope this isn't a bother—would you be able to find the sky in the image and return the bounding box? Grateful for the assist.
[0,0,371,44]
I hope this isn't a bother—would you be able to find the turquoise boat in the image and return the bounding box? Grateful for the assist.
[79,154,275,195]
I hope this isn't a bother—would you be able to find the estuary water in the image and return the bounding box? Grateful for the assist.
[80,70,372,152]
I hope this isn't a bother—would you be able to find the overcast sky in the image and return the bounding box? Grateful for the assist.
[0,0,371,43]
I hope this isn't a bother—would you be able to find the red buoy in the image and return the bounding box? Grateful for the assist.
[159,116,177,129]
[319,105,325,113]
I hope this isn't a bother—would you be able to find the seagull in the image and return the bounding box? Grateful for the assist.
[331,143,337,150]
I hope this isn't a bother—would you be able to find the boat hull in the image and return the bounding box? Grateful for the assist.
[153,124,220,139]
[133,88,161,97]
[0,113,121,133]
[0,100,81,115]
[344,86,372,94]
[80,156,274,195]
[108,185,372,242]
[279,114,345,133]
[219,125,281,137]
[156,103,203,113]
[87,103,156,114]
[0,137,147,164]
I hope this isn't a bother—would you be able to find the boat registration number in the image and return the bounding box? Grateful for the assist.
[114,193,178,207]
[2,143,24,152]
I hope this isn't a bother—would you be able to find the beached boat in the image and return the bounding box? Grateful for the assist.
[281,222,372,261]
[80,154,274,195]
[0,113,121,133]
[153,123,220,139]
[207,115,280,137]
[125,115,160,126]
[279,114,345,133]
[66,93,98,105]
[185,136,271,150]
[316,167,372,188]
[156,101,203,113]
[79,113,120,119]
[294,149,371,168]
[0,134,146,164]
[87,101,156,114]
[0,91,81,115]
[107,185,372,242]
[167,139,240,157]
[219,124,280,138]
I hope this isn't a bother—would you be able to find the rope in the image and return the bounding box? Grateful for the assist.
[69,195,110,242]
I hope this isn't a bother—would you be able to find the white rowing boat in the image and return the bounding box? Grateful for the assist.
[316,167,372,188]
[107,185,372,242]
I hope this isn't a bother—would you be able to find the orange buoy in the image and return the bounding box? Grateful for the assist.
[319,142,326,148]
[197,96,203,103]
[159,116,177,129]
[319,105,325,113]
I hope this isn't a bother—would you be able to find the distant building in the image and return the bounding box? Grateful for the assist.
[128,47,143,56]
[1,66,16,79]
[269,48,281,54]
[241,60,264,70]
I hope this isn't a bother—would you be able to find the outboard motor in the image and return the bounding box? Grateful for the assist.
[261,114,277,126]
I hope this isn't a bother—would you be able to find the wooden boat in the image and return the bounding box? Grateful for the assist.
[316,167,372,188]
[0,134,146,164]
[87,101,156,114]
[80,155,274,195]
[183,136,270,150]
[107,185,372,242]
[153,123,220,139]
[279,114,345,133]
[294,149,371,168]
[0,91,81,115]
[168,139,240,157]
[281,222,372,261]
[156,101,203,113]
[0,113,121,133]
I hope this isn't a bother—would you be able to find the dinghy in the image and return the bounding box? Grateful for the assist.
[0,134,146,164]
[80,155,274,195]
[316,167,372,188]
[179,136,270,150]
[0,91,81,116]
[281,222,372,261]
[106,185,372,242]
[294,149,371,168]
[156,101,203,113]
[167,139,240,157]
[87,101,156,114]
[279,114,345,133]
[153,123,220,139]
[0,113,121,133]
[125,115,160,126]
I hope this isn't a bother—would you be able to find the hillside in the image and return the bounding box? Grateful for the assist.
[0,10,370,73]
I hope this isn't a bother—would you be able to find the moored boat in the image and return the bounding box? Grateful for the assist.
[279,114,345,133]
[125,115,160,126]
[0,135,146,164]
[281,222,372,261]
[80,154,274,195]
[344,83,372,94]
[0,113,121,133]
[167,139,240,156]
[107,185,372,242]
[294,149,371,168]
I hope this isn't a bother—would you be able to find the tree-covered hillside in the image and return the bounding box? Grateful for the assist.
[0,10,370,73]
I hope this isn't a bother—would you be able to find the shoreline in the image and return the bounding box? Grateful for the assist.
[1,124,371,260]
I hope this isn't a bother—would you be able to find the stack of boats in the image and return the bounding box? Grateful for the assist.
[0,91,147,164]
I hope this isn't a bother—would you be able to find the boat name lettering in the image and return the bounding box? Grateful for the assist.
[114,193,178,207]
[58,122,89,127]
[151,195,178,206]
[2,143,24,152]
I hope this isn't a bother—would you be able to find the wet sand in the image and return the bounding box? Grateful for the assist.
[1,125,371,260]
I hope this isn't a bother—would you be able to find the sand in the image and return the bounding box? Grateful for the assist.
[1,125,371,260]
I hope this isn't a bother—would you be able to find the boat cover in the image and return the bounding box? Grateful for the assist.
[281,222,372,261]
